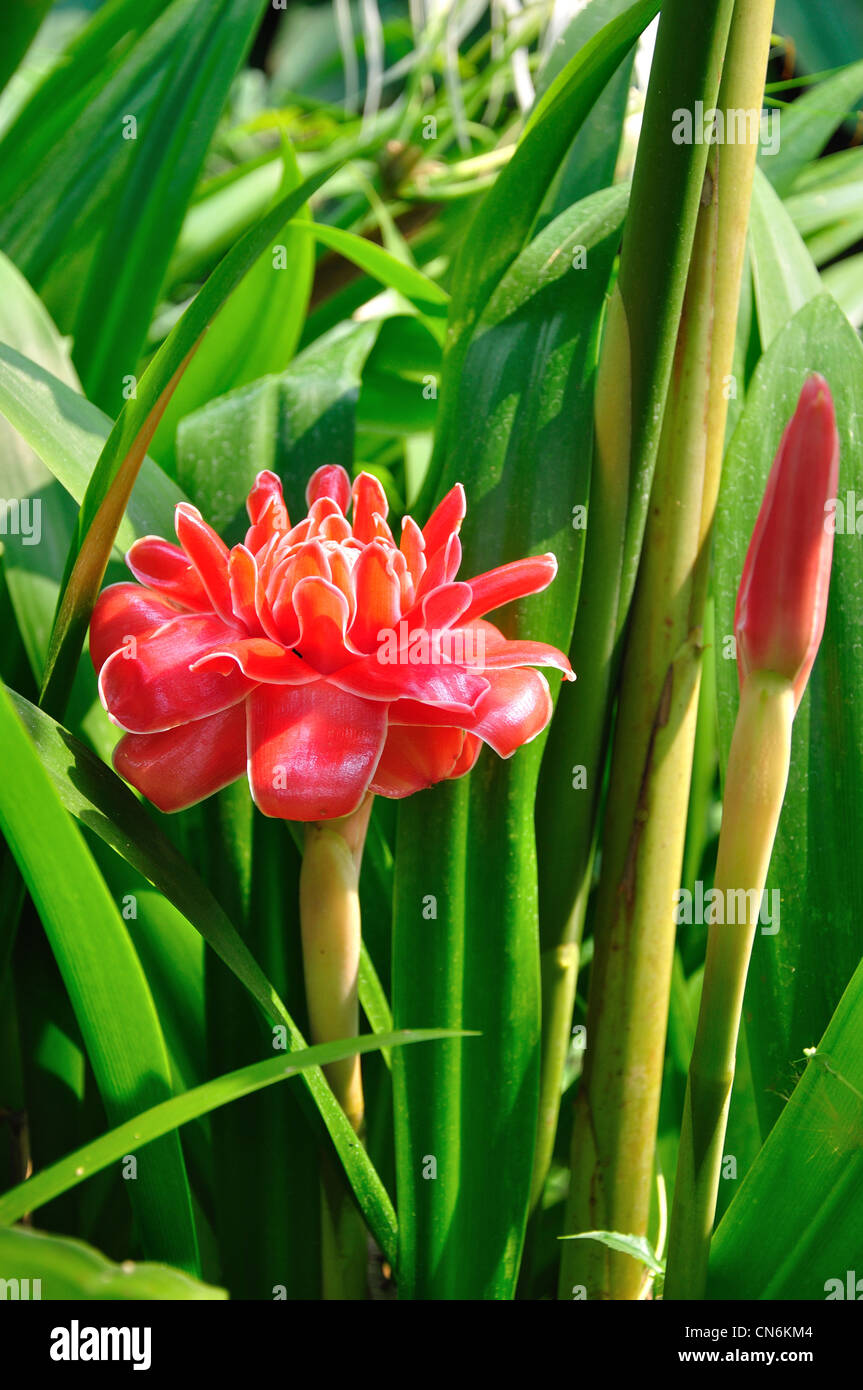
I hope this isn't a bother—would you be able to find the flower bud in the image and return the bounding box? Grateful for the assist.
[734,374,840,709]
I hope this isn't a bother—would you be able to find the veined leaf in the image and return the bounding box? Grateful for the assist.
[394,185,627,1300]
[0,681,199,1273]
[749,167,822,348]
[0,1227,225,1301]
[150,140,315,472]
[714,293,863,1137]
[0,1030,465,1226]
[708,957,863,1298]
[760,57,863,197]
[5,687,401,1267]
[0,0,271,411]
[176,319,381,539]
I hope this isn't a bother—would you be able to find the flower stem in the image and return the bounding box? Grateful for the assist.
[664,672,794,1299]
[299,794,373,1296]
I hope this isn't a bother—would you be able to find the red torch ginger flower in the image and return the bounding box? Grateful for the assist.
[734,373,840,710]
[90,466,573,819]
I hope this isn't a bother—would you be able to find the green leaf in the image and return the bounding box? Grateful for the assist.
[0,0,271,411]
[0,1227,226,1301]
[535,0,638,227]
[393,185,626,1300]
[296,221,449,309]
[708,958,863,1299]
[559,1229,664,1277]
[0,252,82,675]
[5,687,401,1266]
[150,140,315,471]
[714,293,863,1137]
[760,58,863,197]
[748,166,822,349]
[0,341,188,555]
[0,681,199,1272]
[0,1030,467,1227]
[425,0,661,502]
[175,319,381,538]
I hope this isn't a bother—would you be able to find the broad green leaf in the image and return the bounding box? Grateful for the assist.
[0,0,271,411]
[176,319,381,538]
[0,681,199,1273]
[0,1227,225,1301]
[150,141,315,471]
[772,0,863,75]
[0,1030,466,1227]
[0,341,187,553]
[0,252,82,674]
[5,688,401,1266]
[425,0,661,503]
[822,252,863,330]
[297,221,449,309]
[708,956,863,1298]
[535,0,639,227]
[393,185,627,1300]
[714,293,863,1137]
[748,166,822,349]
[760,58,863,197]
[0,2,53,99]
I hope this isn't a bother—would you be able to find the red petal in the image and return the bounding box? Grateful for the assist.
[126,537,210,611]
[422,483,466,558]
[400,516,426,590]
[460,618,574,678]
[352,472,389,543]
[245,471,290,552]
[370,725,465,797]
[191,638,316,684]
[98,612,253,733]
[349,542,403,651]
[247,682,387,819]
[228,545,263,634]
[113,704,247,813]
[89,583,180,674]
[292,576,354,672]
[415,532,462,600]
[330,650,489,709]
[306,464,351,514]
[461,554,558,623]
[390,667,552,756]
[450,731,481,777]
[175,504,234,625]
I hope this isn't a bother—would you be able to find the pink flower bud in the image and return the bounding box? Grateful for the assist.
[734,374,840,709]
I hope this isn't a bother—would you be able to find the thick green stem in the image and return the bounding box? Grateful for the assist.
[536,0,741,1214]
[664,673,794,1299]
[299,794,373,1298]
[559,0,776,1300]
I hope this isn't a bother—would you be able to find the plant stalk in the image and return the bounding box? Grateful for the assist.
[559,0,776,1299]
[664,672,794,1299]
[299,793,373,1297]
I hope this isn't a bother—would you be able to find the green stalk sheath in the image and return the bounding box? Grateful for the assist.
[300,826,365,1135]
[300,797,373,1298]
[535,0,741,1210]
[532,288,631,1208]
[664,673,794,1299]
[559,0,776,1299]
